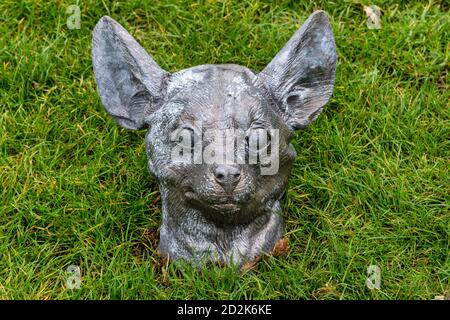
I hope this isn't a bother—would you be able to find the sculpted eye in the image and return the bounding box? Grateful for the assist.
[171,126,197,152]
[180,127,195,149]
[245,128,272,159]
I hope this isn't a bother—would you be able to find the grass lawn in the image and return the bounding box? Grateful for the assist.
[0,0,448,299]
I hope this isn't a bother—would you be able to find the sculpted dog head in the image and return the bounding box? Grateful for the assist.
[92,11,336,266]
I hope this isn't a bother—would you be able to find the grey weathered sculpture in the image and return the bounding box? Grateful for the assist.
[92,11,336,267]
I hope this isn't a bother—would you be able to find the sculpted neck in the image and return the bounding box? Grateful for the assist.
[157,184,283,266]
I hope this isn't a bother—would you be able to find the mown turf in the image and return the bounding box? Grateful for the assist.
[0,0,448,299]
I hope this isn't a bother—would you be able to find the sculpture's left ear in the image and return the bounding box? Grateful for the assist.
[259,11,337,130]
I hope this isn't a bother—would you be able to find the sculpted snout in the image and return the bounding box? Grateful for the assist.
[212,164,241,194]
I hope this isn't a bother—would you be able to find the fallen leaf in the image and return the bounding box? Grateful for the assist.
[240,256,262,273]
[272,238,289,257]
[311,283,340,300]
[363,5,381,29]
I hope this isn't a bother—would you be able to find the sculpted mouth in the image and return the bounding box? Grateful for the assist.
[210,203,241,213]
[183,187,280,225]
[184,190,244,212]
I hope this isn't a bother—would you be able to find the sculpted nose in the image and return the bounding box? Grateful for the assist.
[213,164,241,194]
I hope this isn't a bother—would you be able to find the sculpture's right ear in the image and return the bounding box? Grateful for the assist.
[92,16,169,130]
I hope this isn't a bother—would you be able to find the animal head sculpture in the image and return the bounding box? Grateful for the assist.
[92,11,336,267]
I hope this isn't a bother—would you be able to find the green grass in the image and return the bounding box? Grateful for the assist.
[0,0,448,300]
